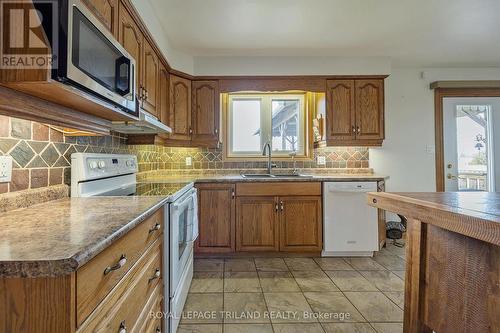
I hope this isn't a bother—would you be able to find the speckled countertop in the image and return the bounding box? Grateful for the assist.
[142,173,388,184]
[0,196,168,278]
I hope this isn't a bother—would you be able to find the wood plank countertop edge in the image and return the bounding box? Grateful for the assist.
[367,192,500,246]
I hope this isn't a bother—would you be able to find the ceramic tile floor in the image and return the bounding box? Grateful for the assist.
[178,242,406,333]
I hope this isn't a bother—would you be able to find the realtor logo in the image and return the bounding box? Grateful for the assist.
[0,0,58,69]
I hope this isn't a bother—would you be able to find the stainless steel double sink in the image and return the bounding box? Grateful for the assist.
[241,173,313,179]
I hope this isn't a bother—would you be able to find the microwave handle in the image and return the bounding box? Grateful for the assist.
[115,56,131,96]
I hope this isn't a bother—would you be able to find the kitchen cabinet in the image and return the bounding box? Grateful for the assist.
[192,80,220,146]
[196,182,322,254]
[82,0,119,36]
[142,39,160,117]
[159,64,169,126]
[236,196,279,251]
[168,75,192,142]
[326,78,385,146]
[195,183,235,253]
[279,196,322,252]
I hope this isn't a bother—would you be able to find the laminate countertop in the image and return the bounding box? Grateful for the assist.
[367,192,500,246]
[142,173,388,184]
[0,196,168,278]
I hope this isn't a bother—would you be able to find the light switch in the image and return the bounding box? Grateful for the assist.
[185,156,192,166]
[0,156,12,182]
[317,155,326,165]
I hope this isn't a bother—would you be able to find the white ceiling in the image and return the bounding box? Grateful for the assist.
[147,0,500,67]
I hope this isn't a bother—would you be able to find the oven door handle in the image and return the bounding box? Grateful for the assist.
[172,190,195,211]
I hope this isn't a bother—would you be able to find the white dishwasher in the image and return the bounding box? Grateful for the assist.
[323,181,379,257]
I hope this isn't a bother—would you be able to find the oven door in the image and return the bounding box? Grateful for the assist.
[65,0,137,114]
[170,189,196,297]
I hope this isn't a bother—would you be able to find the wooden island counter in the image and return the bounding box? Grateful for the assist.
[367,192,499,333]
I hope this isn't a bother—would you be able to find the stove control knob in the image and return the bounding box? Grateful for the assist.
[98,161,106,169]
[126,160,134,167]
[89,161,98,170]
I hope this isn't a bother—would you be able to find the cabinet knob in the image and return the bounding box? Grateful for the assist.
[104,254,127,275]
[118,321,127,333]
[149,222,161,233]
[372,198,377,204]
[149,268,161,283]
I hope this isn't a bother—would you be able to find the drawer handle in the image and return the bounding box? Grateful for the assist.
[118,321,127,333]
[104,254,127,275]
[372,198,377,204]
[149,268,161,283]
[149,222,161,233]
[156,327,161,333]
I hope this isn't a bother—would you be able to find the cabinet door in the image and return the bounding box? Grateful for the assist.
[118,4,143,91]
[169,75,192,141]
[142,40,159,116]
[236,197,279,252]
[191,81,219,146]
[326,80,356,141]
[279,196,322,252]
[355,79,384,140]
[82,0,118,36]
[158,64,169,126]
[195,183,235,253]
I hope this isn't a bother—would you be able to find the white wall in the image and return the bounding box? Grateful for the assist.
[193,56,391,76]
[370,67,500,195]
[131,0,194,74]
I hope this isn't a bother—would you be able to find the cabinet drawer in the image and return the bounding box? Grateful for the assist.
[236,182,321,196]
[76,208,163,326]
[78,239,162,333]
[131,283,163,333]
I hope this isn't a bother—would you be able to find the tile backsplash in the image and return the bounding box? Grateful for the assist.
[0,116,369,193]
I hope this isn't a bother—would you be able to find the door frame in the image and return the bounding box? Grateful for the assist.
[434,86,500,191]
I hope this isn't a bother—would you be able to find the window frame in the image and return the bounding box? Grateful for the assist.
[223,91,312,161]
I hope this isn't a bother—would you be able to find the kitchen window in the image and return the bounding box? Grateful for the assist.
[226,93,308,158]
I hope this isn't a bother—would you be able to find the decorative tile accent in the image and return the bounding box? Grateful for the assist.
[10,141,35,167]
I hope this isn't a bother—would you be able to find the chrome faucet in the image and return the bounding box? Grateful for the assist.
[262,142,276,174]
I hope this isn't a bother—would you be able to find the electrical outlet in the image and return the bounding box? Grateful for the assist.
[185,156,192,166]
[317,155,326,166]
[426,145,435,154]
[0,156,12,182]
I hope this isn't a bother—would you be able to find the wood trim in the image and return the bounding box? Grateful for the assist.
[0,86,111,135]
[236,182,322,197]
[434,87,500,191]
[430,81,500,89]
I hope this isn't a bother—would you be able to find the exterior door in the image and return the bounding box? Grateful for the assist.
[169,75,192,141]
[443,97,499,192]
[326,80,356,141]
[142,40,159,116]
[236,196,279,252]
[192,81,219,145]
[279,196,322,252]
[195,183,235,253]
[355,79,384,140]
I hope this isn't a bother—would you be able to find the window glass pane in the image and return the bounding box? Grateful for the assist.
[232,99,261,152]
[271,99,301,152]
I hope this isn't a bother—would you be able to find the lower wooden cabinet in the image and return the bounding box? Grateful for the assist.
[196,182,323,254]
[279,196,323,252]
[236,196,279,251]
[195,183,235,253]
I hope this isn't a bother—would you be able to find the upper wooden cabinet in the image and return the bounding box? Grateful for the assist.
[326,80,356,141]
[82,0,119,36]
[191,81,220,146]
[141,40,159,117]
[168,75,192,141]
[118,3,143,93]
[195,183,235,253]
[326,78,385,146]
[158,64,169,126]
[355,79,384,141]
